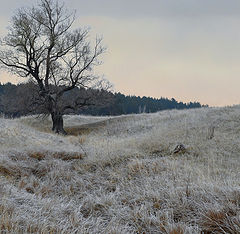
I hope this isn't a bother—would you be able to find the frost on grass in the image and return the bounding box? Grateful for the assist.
[0,106,240,233]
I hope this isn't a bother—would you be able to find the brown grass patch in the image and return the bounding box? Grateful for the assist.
[201,210,240,233]
[0,164,21,178]
[0,205,15,233]
[169,226,184,234]
[29,152,46,161]
[32,166,49,177]
[25,187,35,194]
[52,152,84,161]
[28,151,84,161]
[65,126,92,136]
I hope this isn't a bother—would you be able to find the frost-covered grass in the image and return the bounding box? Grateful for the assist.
[0,106,240,233]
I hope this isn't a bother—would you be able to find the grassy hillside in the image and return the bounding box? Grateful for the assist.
[0,106,240,233]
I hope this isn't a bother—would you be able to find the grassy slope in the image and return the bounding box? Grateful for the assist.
[0,107,240,233]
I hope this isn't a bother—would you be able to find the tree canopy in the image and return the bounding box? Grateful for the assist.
[0,0,110,133]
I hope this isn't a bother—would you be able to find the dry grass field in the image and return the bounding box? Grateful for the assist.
[0,106,240,233]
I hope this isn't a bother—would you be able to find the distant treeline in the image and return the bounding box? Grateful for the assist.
[80,92,206,116]
[0,82,207,117]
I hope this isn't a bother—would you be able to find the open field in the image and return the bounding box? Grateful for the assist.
[0,106,240,233]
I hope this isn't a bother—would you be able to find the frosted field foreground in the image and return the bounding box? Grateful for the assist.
[0,107,240,233]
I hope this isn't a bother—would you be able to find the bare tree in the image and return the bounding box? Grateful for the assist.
[0,0,111,134]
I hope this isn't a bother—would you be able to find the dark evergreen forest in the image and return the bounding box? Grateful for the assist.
[0,82,206,117]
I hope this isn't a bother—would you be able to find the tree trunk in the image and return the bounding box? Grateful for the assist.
[51,112,66,135]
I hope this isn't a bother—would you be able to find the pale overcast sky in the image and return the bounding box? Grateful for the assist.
[1,0,240,106]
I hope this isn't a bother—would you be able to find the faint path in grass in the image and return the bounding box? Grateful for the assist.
[65,115,136,136]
